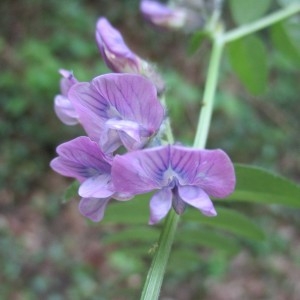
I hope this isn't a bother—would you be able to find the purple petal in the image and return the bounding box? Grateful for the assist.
[59,69,78,96]
[78,197,111,222]
[95,17,141,73]
[92,74,164,131]
[178,185,217,216]
[50,136,112,182]
[112,145,171,195]
[140,0,186,29]
[172,187,187,215]
[54,95,79,125]
[170,146,236,198]
[149,188,172,225]
[68,82,107,141]
[54,69,79,125]
[100,127,123,153]
[79,174,114,198]
[69,73,164,151]
[106,119,142,142]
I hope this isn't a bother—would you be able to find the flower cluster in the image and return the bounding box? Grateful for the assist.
[51,14,235,224]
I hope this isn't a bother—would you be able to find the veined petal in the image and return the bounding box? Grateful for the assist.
[69,74,164,151]
[79,174,114,198]
[170,146,236,198]
[50,136,112,182]
[112,145,171,195]
[50,157,85,182]
[54,95,79,125]
[68,82,107,141]
[91,74,164,131]
[149,188,172,225]
[78,197,111,222]
[178,185,217,216]
[191,149,236,198]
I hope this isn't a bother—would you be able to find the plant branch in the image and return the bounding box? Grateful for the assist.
[193,30,224,149]
[222,3,300,44]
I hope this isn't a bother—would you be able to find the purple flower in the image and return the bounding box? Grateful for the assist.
[140,0,187,30]
[112,145,236,224]
[68,73,165,152]
[54,69,79,125]
[50,136,131,222]
[96,17,143,74]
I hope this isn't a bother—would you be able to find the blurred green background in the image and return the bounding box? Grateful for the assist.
[1,0,300,299]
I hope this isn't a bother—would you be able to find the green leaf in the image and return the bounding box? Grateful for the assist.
[226,164,300,207]
[277,0,299,7]
[188,30,208,55]
[227,34,268,95]
[102,193,151,224]
[102,227,160,244]
[62,180,80,203]
[168,248,202,273]
[183,207,265,241]
[177,228,240,255]
[229,0,273,25]
[109,250,145,273]
[271,20,300,67]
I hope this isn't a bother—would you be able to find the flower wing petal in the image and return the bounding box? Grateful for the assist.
[149,188,172,225]
[106,119,142,142]
[54,95,79,125]
[178,185,217,216]
[79,174,115,198]
[78,197,111,222]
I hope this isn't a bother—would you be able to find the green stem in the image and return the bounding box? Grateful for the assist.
[140,210,180,300]
[193,31,224,149]
[222,3,300,44]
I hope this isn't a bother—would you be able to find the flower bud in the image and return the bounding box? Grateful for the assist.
[95,17,165,94]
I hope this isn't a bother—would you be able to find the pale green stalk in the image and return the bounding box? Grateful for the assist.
[222,2,300,44]
[140,210,180,300]
[140,3,300,300]
[193,28,224,149]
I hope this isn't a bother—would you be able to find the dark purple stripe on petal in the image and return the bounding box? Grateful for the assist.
[111,145,170,194]
[51,137,112,184]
